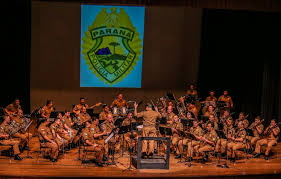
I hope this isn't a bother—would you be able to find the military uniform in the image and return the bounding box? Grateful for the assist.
[102,121,120,154]
[5,103,22,116]
[235,118,249,128]
[196,129,218,156]
[0,122,21,155]
[50,122,70,148]
[215,124,235,153]
[81,127,104,163]
[218,95,233,112]
[61,116,78,142]
[76,112,91,126]
[38,122,59,160]
[41,106,54,118]
[248,122,264,146]
[111,99,127,108]
[171,121,183,154]
[10,116,32,147]
[73,104,88,114]
[186,125,204,158]
[255,125,280,156]
[99,111,112,121]
[227,128,247,158]
[203,120,218,131]
[136,108,161,155]
[122,118,138,149]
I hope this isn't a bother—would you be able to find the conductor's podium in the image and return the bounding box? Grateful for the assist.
[132,137,170,169]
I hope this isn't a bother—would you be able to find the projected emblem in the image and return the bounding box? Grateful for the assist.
[82,7,142,85]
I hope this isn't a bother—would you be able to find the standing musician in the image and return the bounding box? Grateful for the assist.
[205,90,217,103]
[73,97,102,115]
[81,121,105,166]
[61,110,78,145]
[0,116,22,160]
[134,102,161,158]
[186,84,198,99]
[248,116,264,148]
[195,122,218,163]
[110,93,128,109]
[215,118,235,154]
[218,90,233,113]
[170,115,183,155]
[227,121,247,163]
[11,110,33,150]
[253,119,280,160]
[38,118,59,162]
[184,120,204,161]
[41,100,54,119]
[5,98,22,117]
[235,112,249,128]
[101,114,120,157]
[202,91,217,114]
[99,105,112,121]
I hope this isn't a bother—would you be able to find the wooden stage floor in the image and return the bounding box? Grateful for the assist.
[0,137,280,178]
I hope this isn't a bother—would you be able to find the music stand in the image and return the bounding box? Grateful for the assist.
[23,120,33,159]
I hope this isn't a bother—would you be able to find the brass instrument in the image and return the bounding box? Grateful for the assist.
[249,119,264,130]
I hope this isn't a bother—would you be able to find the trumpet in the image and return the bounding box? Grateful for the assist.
[249,119,264,130]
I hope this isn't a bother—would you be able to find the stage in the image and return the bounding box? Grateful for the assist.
[0,137,280,178]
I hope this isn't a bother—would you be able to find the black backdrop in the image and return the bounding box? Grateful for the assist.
[198,9,281,122]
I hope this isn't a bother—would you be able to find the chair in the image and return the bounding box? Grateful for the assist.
[36,133,49,163]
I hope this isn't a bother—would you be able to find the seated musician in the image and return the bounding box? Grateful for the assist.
[219,110,233,124]
[101,114,120,157]
[38,118,59,162]
[161,106,175,125]
[185,120,204,162]
[41,99,54,119]
[215,118,235,155]
[170,115,183,156]
[122,113,138,152]
[204,105,218,122]
[235,112,249,128]
[227,121,247,163]
[187,102,199,118]
[203,114,218,131]
[10,110,32,150]
[61,110,78,146]
[99,105,112,121]
[50,114,71,149]
[73,97,102,115]
[4,98,22,117]
[248,116,264,149]
[218,90,233,113]
[202,91,217,114]
[195,122,218,164]
[76,107,91,127]
[0,116,22,160]
[81,121,105,166]
[253,119,280,160]
[110,93,128,109]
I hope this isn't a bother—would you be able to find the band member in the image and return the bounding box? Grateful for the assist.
[170,115,183,155]
[41,100,54,119]
[205,90,217,103]
[110,93,128,109]
[186,84,198,99]
[161,106,175,125]
[61,110,78,144]
[196,122,218,163]
[204,105,218,121]
[253,119,280,160]
[75,107,91,127]
[101,114,120,156]
[0,116,22,160]
[248,116,264,147]
[227,121,247,162]
[235,112,249,128]
[218,90,233,112]
[5,98,22,117]
[81,121,105,166]
[50,114,71,148]
[215,118,235,154]
[38,118,59,162]
[73,97,102,115]
[203,114,218,131]
[90,117,106,150]
[11,110,33,149]
[219,110,233,124]
[202,91,217,114]
[99,105,112,121]
[185,120,204,161]
[122,113,138,150]
[134,102,161,158]
[187,102,199,118]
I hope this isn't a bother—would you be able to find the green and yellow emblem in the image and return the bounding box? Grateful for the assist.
[81,7,142,85]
